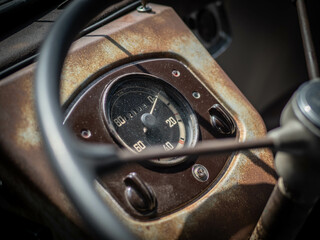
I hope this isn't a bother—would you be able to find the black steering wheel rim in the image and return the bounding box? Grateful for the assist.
[35,0,134,239]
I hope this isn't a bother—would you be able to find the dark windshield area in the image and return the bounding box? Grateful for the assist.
[0,0,65,37]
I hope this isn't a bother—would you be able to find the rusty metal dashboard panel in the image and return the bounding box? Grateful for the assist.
[0,4,276,240]
[64,58,238,219]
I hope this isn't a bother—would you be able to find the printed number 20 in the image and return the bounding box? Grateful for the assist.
[165,117,177,128]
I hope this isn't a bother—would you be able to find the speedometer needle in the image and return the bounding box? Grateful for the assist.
[149,95,159,115]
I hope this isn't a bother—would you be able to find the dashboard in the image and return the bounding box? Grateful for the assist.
[0,1,280,240]
[64,57,237,219]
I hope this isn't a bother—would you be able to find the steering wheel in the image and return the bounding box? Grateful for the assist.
[35,0,320,239]
[35,0,134,239]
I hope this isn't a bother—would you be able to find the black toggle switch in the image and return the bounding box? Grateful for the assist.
[208,104,236,137]
[124,172,157,214]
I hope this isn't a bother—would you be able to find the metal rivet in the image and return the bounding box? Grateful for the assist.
[172,70,180,77]
[81,129,91,139]
[192,164,209,182]
[192,91,201,99]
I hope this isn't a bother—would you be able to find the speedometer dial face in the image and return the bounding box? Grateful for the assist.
[102,74,199,166]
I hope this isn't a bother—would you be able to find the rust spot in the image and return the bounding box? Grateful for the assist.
[0,66,83,229]
[15,80,41,149]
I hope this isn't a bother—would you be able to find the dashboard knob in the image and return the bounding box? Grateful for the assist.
[209,104,236,137]
[124,172,157,214]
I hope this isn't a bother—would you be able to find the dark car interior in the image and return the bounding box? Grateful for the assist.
[0,0,319,239]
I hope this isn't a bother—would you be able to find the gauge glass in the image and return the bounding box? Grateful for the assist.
[102,74,198,166]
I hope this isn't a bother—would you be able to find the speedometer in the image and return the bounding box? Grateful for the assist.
[102,74,199,166]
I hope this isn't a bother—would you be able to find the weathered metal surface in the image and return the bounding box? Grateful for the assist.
[0,67,90,239]
[64,58,238,219]
[0,4,276,239]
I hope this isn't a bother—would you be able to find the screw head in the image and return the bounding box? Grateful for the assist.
[192,91,201,99]
[172,70,181,77]
[192,164,209,182]
[81,129,91,139]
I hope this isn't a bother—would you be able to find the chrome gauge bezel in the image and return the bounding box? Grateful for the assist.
[101,73,199,166]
